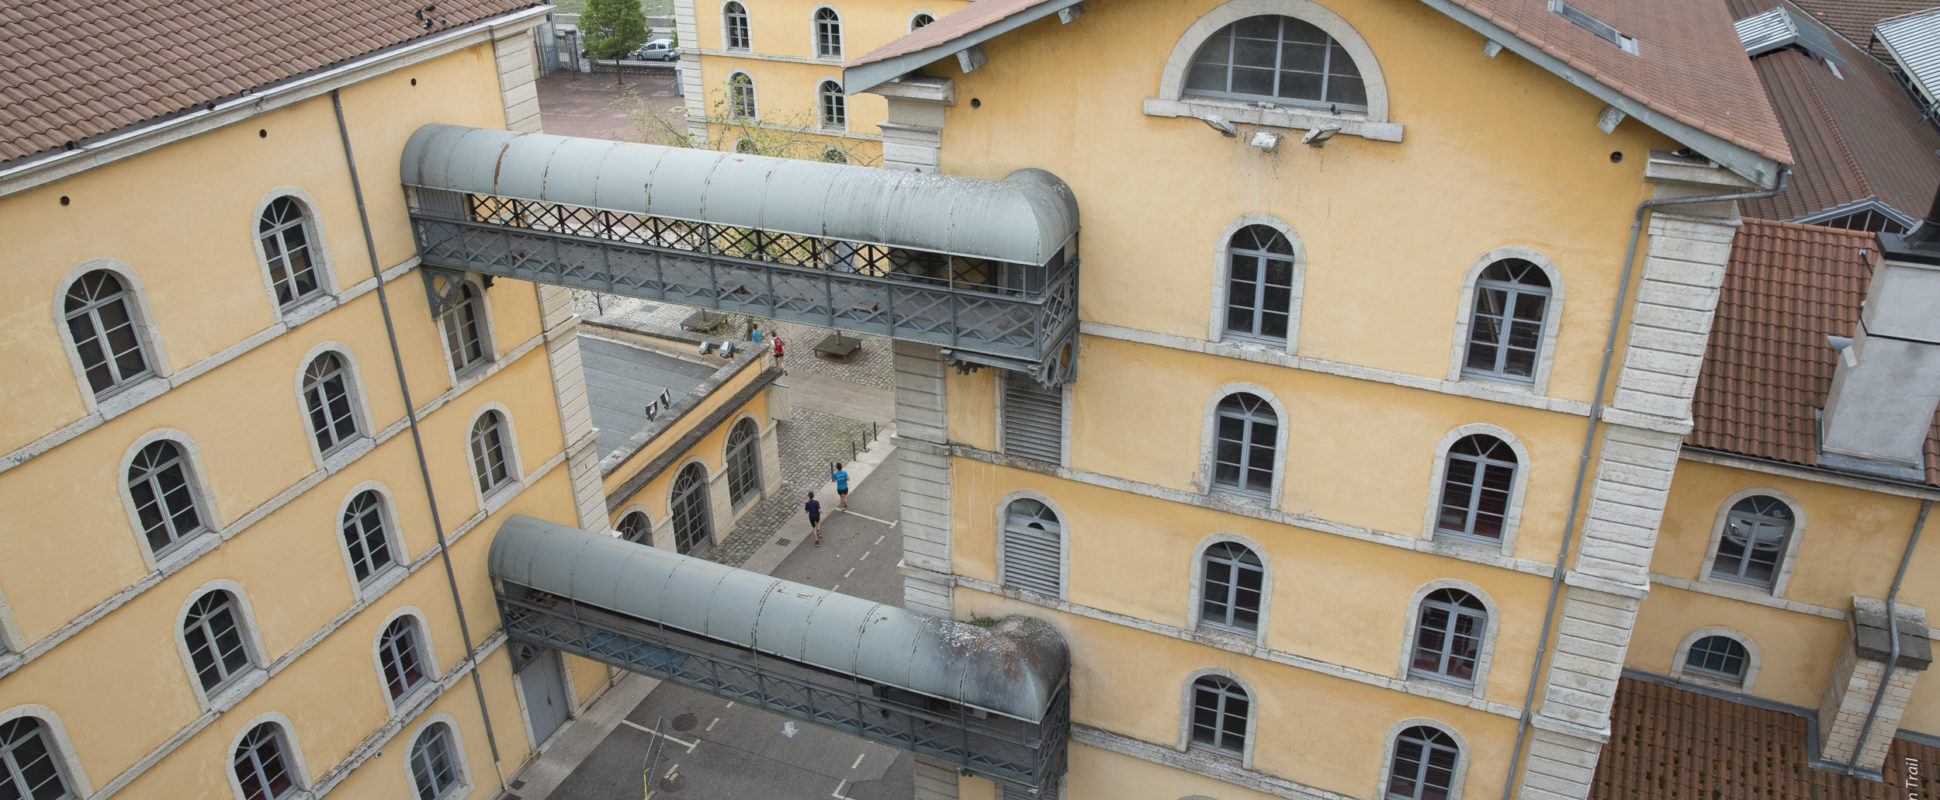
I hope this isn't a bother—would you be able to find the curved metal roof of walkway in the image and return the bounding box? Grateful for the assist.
[489,516,1071,723]
[400,124,1079,267]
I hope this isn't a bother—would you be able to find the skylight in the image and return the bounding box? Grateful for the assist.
[1549,0,1638,55]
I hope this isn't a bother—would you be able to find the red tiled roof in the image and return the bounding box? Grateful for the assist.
[849,0,1790,166]
[0,0,542,167]
[1728,0,1940,225]
[1787,0,1938,56]
[1687,218,1940,485]
[1594,678,1940,799]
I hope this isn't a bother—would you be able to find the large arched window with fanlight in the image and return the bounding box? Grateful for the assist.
[1185,15,1367,110]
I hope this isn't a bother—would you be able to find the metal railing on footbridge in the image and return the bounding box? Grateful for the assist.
[490,516,1072,793]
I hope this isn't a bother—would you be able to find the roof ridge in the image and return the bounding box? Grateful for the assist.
[1790,52,1877,199]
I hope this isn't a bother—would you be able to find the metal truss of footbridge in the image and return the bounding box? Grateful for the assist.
[400,124,1082,387]
[490,517,1072,793]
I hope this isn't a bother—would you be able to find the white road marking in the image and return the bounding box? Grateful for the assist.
[666,765,680,780]
[843,567,854,578]
[620,719,698,752]
[859,550,870,561]
[726,701,736,709]
[843,511,897,526]
[873,534,884,545]
[852,753,866,770]
[706,717,720,732]
[832,583,841,591]
[831,780,850,799]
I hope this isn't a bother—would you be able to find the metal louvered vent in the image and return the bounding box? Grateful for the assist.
[1003,375,1064,464]
[1002,500,1062,597]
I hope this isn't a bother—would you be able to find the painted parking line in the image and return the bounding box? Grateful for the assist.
[843,567,854,578]
[859,550,870,561]
[618,719,698,752]
[706,717,720,732]
[852,753,866,770]
[874,534,884,545]
[842,511,898,527]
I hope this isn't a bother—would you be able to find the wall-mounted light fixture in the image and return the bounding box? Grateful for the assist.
[1302,125,1341,147]
[1196,114,1238,137]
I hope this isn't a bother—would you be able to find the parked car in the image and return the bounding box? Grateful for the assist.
[634,39,677,61]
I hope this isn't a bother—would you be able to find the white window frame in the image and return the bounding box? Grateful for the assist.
[994,489,1071,601]
[723,415,763,510]
[435,276,496,381]
[811,5,843,60]
[1185,533,1274,645]
[295,342,375,471]
[1670,627,1761,692]
[1446,247,1565,396]
[613,506,654,544]
[908,10,936,30]
[1207,214,1306,354]
[1419,424,1531,557]
[176,580,271,710]
[817,78,848,132]
[1198,383,1290,509]
[372,606,440,715]
[52,257,172,416]
[721,0,752,51]
[1375,718,1469,800]
[1147,0,1398,141]
[1697,488,1805,597]
[335,482,409,598]
[402,713,474,800]
[668,457,716,555]
[464,402,524,512]
[225,712,313,800]
[1397,580,1498,698]
[249,188,338,322]
[0,705,94,798]
[1174,667,1259,769]
[119,428,222,572]
[0,585,23,658]
[727,71,758,120]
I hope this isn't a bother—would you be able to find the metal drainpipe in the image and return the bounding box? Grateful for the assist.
[1846,499,1931,775]
[1499,163,1790,800]
[331,91,507,775]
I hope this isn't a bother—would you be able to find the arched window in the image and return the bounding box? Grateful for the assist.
[910,12,935,30]
[1186,16,1367,110]
[64,269,154,397]
[725,419,761,508]
[1199,542,1264,633]
[1212,393,1277,497]
[1,716,77,799]
[439,281,489,374]
[723,1,751,50]
[1409,589,1486,687]
[259,197,323,308]
[378,616,430,702]
[819,81,847,130]
[617,511,652,544]
[232,723,298,800]
[184,591,254,693]
[1434,435,1516,542]
[1386,726,1459,800]
[1000,498,1062,597]
[1683,635,1750,683]
[409,723,465,800]
[1712,495,1793,588]
[814,7,843,59]
[1461,259,1550,383]
[820,147,849,164]
[341,490,397,585]
[468,411,514,495]
[1222,224,1296,343]
[733,137,759,154]
[301,352,361,455]
[728,73,757,119]
[671,463,713,555]
[1187,675,1249,755]
[128,439,208,556]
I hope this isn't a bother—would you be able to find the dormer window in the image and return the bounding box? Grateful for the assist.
[1185,16,1366,111]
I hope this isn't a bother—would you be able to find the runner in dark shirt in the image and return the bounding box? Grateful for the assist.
[806,491,822,546]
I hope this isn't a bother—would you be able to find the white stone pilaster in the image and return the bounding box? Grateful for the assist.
[1817,598,1931,772]
[493,28,544,133]
[873,77,953,174]
[539,288,606,532]
[895,340,955,622]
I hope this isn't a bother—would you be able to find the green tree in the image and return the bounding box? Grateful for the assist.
[581,0,649,85]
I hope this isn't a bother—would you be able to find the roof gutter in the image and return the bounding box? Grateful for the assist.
[1413,0,1786,189]
[843,0,1083,93]
[1501,164,1791,800]
[0,4,550,196]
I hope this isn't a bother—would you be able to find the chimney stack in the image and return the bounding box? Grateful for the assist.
[1819,185,1940,481]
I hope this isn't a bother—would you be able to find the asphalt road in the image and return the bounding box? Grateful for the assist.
[542,452,911,800]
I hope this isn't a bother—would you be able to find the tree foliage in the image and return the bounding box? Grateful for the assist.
[581,0,649,82]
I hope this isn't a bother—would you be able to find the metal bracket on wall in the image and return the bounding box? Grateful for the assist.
[421,267,471,318]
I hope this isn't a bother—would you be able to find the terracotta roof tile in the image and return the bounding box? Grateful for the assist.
[846,0,1051,70]
[1687,218,1940,485]
[1594,677,1940,799]
[1787,0,1937,56]
[0,0,542,167]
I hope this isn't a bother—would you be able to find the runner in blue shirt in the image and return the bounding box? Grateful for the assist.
[832,462,850,509]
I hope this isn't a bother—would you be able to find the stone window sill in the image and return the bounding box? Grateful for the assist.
[1144,96,1403,142]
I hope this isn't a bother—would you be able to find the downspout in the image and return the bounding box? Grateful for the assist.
[1846,499,1930,774]
[332,91,507,777]
[1500,164,1790,800]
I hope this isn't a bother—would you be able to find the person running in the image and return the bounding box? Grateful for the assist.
[805,491,823,546]
[772,335,785,373]
[831,462,850,509]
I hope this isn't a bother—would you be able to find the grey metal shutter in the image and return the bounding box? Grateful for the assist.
[1002,504,1061,597]
[1003,376,1064,464]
